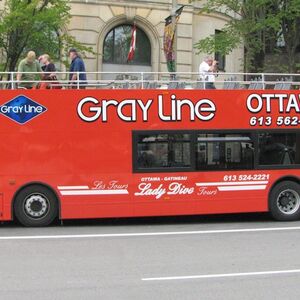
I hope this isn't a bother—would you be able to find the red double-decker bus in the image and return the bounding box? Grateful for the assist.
[0,89,300,226]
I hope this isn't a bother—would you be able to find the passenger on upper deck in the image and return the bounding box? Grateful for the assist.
[68,48,87,89]
[37,54,58,89]
[17,51,42,89]
[39,54,56,80]
[199,56,218,89]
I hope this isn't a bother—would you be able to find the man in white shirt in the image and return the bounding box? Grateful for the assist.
[199,56,218,89]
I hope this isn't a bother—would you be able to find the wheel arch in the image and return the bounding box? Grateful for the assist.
[11,181,61,220]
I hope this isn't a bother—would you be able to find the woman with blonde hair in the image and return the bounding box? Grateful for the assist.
[39,54,56,80]
[37,54,61,89]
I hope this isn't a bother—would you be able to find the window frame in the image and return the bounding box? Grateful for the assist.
[132,129,300,173]
[214,30,226,72]
[132,130,195,173]
[257,130,300,169]
[195,133,255,171]
[103,24,152,66]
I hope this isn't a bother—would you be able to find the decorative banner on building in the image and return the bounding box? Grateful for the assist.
[163,6,184,73]
[127,24,137,62]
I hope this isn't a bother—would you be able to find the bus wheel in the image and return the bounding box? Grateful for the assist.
[14,185,58,227]
[269,181,300,221]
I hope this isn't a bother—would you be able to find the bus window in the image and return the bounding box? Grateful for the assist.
[259,132,300,165]
[136,133,191,170]
[196,134,254,170]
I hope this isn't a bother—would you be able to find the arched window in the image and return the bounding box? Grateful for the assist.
[103,24,151,66]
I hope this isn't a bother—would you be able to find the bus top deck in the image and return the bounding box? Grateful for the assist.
[0,71,300,90]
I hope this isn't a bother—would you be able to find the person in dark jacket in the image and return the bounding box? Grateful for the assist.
[68,48,87,89]
[39,54,56,80]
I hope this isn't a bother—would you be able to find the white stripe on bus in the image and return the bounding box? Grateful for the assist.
[60,189,129,195]
[196,181,268,186]
[58,186,89,190]
[217,185,267,191]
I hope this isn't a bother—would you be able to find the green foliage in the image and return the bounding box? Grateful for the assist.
[0,0,93,72]
[60,34,94,69]
[194,26,241,55]
[191,0,300,72]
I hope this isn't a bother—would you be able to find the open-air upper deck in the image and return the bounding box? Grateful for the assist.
[0,72,300,90]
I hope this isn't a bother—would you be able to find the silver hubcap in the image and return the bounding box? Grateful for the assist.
[277,189,300,215]
[24,193,50,219]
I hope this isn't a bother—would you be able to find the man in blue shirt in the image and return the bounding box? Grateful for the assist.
[69,48,87,89]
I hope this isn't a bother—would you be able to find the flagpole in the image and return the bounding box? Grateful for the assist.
[171,0,177,78]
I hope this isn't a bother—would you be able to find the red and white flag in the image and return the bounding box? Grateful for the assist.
[127,24,137,62]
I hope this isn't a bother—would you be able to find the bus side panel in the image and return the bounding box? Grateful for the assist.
[132,169,300,218]
[132,171,269,218]
[193,171,269,215]
[58,169,299,220]
[0,194,3,220]
[2,190,14,221]
[60,195,134,219]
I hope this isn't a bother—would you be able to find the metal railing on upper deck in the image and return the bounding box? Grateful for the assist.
[0,71,300,90]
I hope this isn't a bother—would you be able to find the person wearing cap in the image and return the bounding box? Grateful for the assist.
[68,48,87,89]
[17,51,43,89]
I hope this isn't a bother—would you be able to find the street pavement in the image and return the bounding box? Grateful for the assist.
[1,213,300,300]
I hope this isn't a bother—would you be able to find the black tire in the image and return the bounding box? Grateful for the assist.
[14,185,58,227]
[269,181,300,221]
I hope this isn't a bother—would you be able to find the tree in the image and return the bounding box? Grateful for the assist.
[274,0,300,73]
[0,0,92,73]
[192,0,300,73]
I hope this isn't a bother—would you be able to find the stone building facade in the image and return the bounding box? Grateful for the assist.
[0,0,244,76]
[68,0,244,78]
